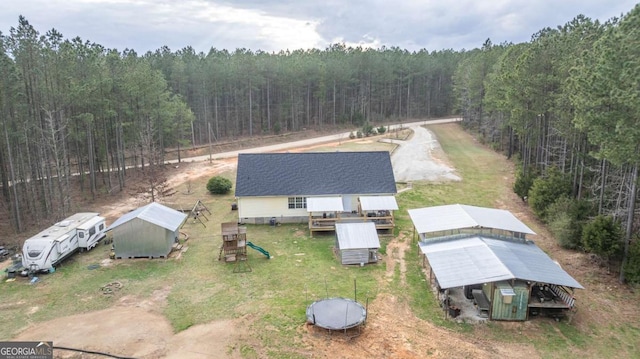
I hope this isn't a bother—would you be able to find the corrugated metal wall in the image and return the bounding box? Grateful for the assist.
[490,281,529,321]
[113,218,174,258]
[340,249,369,265]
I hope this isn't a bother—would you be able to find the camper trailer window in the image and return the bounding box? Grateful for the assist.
[89,227,96,236]
[99,224,104,231]
[79,232,85,238]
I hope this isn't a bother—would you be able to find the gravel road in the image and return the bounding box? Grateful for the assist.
[170,118,462,183]
[389,124,461,182]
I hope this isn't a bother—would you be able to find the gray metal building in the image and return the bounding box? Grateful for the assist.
[107,202,187,259]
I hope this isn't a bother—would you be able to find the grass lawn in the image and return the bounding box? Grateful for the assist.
[1,123,638,358]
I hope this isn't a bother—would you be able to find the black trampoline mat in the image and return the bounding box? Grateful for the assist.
[306,297,367,330]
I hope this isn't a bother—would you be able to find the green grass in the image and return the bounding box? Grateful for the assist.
[2,123,639,358]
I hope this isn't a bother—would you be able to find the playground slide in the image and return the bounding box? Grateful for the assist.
[247,242,271,259]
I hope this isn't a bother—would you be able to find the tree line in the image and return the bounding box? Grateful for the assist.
[0,16,459,234]
[2,4,639,283]
[453,4,640,283]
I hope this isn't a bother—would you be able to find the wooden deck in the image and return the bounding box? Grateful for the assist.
[527,284,574,309]
[308,212,395,235]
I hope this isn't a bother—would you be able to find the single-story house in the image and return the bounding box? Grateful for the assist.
[408,204,583,321]
[235,152,397,227]
[335,222,381,265]
[106,202,187,259]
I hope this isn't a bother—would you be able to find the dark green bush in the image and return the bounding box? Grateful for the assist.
[582,215,622,261]
[528,167,572,221]
[513,168,537,201]
[362,122,374,137]
[547,196,594,249]
[206,176,232,195]
[623,239,640,285]
[377,126,387,134]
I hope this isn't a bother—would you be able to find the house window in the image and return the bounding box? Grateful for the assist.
[288,197,307,209]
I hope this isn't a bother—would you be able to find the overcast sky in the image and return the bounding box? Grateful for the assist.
[1,0,637,54]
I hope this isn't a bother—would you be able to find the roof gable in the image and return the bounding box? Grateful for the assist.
[107,202,187,232]
[235,152,397,197]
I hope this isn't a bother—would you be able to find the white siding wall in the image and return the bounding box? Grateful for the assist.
[238,193,395,223]
[238,197,308,223]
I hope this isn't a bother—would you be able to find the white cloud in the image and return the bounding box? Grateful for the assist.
[1,0,637,53]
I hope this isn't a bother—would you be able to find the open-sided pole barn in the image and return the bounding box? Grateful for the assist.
[408,204,582,321]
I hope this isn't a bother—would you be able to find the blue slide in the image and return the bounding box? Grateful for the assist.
[247,242,271,259]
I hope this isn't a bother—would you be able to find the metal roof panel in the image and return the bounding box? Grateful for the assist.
[307,197,344,212]
[336,222,380,250]
[419,237,513,288]
[419,236,582,289]
[107,203,187,232]
[408,204,535,235]
[359,196,399,211]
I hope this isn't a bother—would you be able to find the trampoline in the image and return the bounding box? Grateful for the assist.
[306,297,367,330]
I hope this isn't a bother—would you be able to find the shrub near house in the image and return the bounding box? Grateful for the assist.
[207,176,233,195]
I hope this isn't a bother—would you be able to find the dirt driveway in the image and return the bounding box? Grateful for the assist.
[389,125,460,182]
[11,121,580,359]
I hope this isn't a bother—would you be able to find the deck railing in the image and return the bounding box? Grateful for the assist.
[308,212,395,234]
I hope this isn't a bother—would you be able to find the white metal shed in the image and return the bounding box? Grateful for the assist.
[335,222,381,265]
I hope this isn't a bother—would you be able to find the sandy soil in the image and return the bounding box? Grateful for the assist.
[11,122,638,358]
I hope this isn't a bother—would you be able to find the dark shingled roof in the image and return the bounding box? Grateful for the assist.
[235,151,397,197]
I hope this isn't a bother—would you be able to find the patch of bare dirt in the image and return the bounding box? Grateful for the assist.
[11,156,246,359]
[384,234,409,286]
[14,306,243,359]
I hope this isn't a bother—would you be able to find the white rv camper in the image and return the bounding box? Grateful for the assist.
[22,213,106,273]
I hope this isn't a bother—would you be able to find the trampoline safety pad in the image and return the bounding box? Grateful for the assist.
[306,297,367,330]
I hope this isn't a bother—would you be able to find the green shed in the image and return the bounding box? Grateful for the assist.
[490,281,529,321]
[107,202,187,259]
